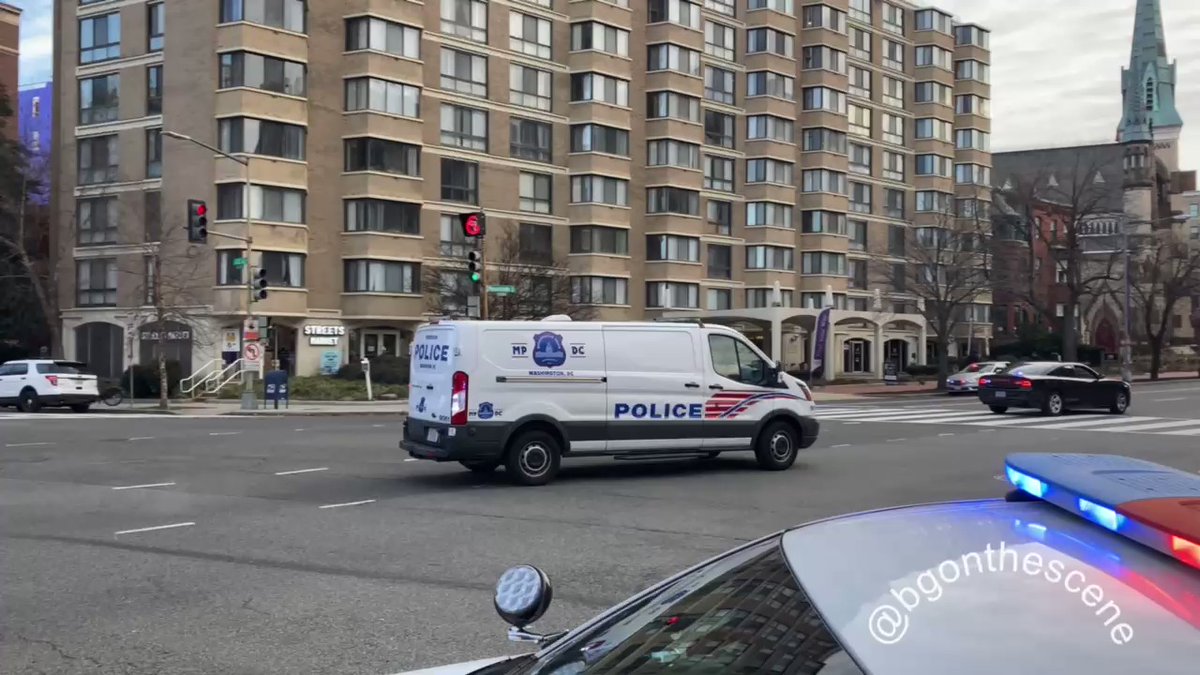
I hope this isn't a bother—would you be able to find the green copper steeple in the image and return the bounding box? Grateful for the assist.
[1118,0,1184,143]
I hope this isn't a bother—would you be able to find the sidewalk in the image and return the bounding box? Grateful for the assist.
[107,398,410,416]
[813,371,1198,399]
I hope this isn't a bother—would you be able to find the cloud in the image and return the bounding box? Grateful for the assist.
[10,0,53,84]
[922,0,1200,170]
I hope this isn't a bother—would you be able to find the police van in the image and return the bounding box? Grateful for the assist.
[400,317,819,486]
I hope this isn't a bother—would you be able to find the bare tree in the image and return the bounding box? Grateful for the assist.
[0,87,58,355]
[873,206,993,389]
[424,227,595,321]
[1127,230,1200,379]
[117,200,216,409]
[994,151,1125,360]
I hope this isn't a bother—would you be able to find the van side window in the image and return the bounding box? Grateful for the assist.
[708,335,767,385]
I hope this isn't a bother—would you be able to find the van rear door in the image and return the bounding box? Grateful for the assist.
[409,324,459,425]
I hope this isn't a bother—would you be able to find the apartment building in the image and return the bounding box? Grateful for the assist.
[52,0,991,379]
[1,2,18,139]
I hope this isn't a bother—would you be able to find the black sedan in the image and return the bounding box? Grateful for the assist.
[977,361,1131,416]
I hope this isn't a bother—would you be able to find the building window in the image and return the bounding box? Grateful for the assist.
[704,155,735,192]
[519,172,552,214]
[441,0,488,42]
[801,45,844,73]
[704,21,736,61]
[570,124,628,158]
[707,0,736,16]
[884,188,905,219]
[704,66,735,104]
[510,64,553,111]
[882,113,904,145]
[647,43,701,76]
[345,77,421,118]
[882,2,904,34]
[746,245,794,271]
[747,114,793,143]
[440,48,487,97]
[344,260,421,294]
[647,282,699,309]
[848,142,871,175]
[147,3,164,52]
[849,181,871,213]
[955,25,990,49]
[802,86,845,113]
[914,81,953,106]
[747,201,793,229]
[888,225,906,256]
[441,159,479,204]
[848,0,870,23]
[218,117,307,160]
[847,104,871,137]
[648,0,701,30]
[803,4,846,33]
[849,26,870,60]
[220,250,304,287]
[345,199,421,235]
[642,94,687,127]
[77,258,118,306]
[915,154,952,177]
[707,244,732,279]
[801,252,847,276]
[220,0,306,33]
[955,163,992,186]
[801,169,846,194]
[956,129,991,151]
[78,135,120,186]
[143,191,162,242]
[510,12,552,59]
[848,65,870,99]
[439,214,474,257]
[517,223,553,265]
[647,140,700,169]
[882,151,905,181]
[512,118,553,162]
[571,175,629,206]
[146,66,163,115]
[345,17,421,59]
[571,276,629,305]
[880,76,903,109]
[708,200,732,235]
[571,72,630,106]
[801,210,846,235]
[746,158,794,185]
[747,71,795,101]
[647,188,700,216]
[747,288,793,308]
[145,128,162,178]
[882,39,904,71]
[571,21,629,56]
[916,45,953,70]
[219,51,307,96]
[916,190,952,213]
[848,219,867,249]
[217,183,307,223]
[344,137,420,176]
[956,94,991,117]
[439,104,488,151]
[915,117,953,142]
[707,288,731,310]
[77,197,119,246]
[571,226,629,255]
[916,9,953,34]
[79,74,120,126]
[802,127,847,154]
[80,13,121,64]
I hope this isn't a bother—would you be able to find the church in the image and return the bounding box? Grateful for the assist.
[991,0,1198,356]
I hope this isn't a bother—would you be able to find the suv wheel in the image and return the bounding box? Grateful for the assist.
[17,388,40,413]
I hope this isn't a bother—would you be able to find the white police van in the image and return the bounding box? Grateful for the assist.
[400,317,819,485]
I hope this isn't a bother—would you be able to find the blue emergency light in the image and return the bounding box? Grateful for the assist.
[1004,453,1200,572]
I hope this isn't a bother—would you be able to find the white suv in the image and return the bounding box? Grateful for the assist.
[0,360,101,412]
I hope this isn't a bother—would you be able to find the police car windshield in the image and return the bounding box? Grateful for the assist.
[518,538,862,675]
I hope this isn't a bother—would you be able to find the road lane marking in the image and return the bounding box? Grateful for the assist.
[1160,427,1200,436]
[1151,397,1188,402]
[1113,420,1200,433]
[115,522,194,535]
[294,428,306,432]
[372,424,385,428]
[274,467,329,476]
[111,482,175,490]
[5,442,53,447]
[319,500,375,509]
[886,438,906,442]
[939,433,955,437]
[832,443,851,448]
[842,422,861,425]
[209,432,241,436]
[128,436,155,441]
[403,458,418,462]
[1019,415,1158,430]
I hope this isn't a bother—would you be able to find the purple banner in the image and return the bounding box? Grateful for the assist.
[811,307,832,379]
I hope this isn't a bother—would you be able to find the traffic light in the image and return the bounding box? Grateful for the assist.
[187,199,208,243]
[253,268,269,301]
[467,251,482,284]
[459,212,485,238]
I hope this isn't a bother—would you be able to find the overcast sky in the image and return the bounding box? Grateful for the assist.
[10,0,1200,169]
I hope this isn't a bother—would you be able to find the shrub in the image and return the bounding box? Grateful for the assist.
[335,354,409,385]
[120,360,183,398]
[216,375,408,401]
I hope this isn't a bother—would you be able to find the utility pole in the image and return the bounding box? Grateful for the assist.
[479,233,489,321]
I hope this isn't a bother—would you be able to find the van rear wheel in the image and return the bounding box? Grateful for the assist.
[754,421,798,471]
[504,430,561,486]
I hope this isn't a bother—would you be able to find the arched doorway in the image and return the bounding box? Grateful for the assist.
[139,320,194,377]
[75,322,124,379]
[842,338,872,374]
[884,338,910,370]
[1094,318,1118,356]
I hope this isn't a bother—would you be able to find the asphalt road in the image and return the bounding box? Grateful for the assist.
[2,381,1197,675]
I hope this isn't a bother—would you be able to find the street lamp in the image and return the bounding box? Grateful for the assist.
[163,130,257,411]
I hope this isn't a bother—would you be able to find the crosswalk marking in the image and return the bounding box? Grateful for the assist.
[811,405,1200,438]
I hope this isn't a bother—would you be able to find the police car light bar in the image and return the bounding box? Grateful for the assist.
[1004,453,1200,571]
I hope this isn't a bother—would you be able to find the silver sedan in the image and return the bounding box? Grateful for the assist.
[945,361,1009,394]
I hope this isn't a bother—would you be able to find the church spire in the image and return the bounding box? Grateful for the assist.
[1117,0,1183,144]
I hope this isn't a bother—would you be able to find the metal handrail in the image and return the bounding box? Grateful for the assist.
[205,359,245,394]
[180,359,221,395]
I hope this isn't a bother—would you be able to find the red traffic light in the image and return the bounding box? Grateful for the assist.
[196,203,207,217]
[463,213,482,237]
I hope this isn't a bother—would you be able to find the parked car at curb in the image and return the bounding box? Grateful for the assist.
[977,361,1131,416]
[945,361,1010,394]
[0,360,100,412]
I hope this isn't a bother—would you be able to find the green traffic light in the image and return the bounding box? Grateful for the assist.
[470,272,481,282]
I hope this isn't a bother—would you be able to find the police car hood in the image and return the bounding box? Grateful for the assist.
[389,656,513,675]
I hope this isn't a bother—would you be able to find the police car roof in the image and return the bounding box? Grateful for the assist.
[780,497,1200,673]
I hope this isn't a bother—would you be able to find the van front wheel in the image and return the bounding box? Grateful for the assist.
[504,430,561,486]
[754,421,799,471]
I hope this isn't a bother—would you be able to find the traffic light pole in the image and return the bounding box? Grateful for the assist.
[478,234,489,321]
